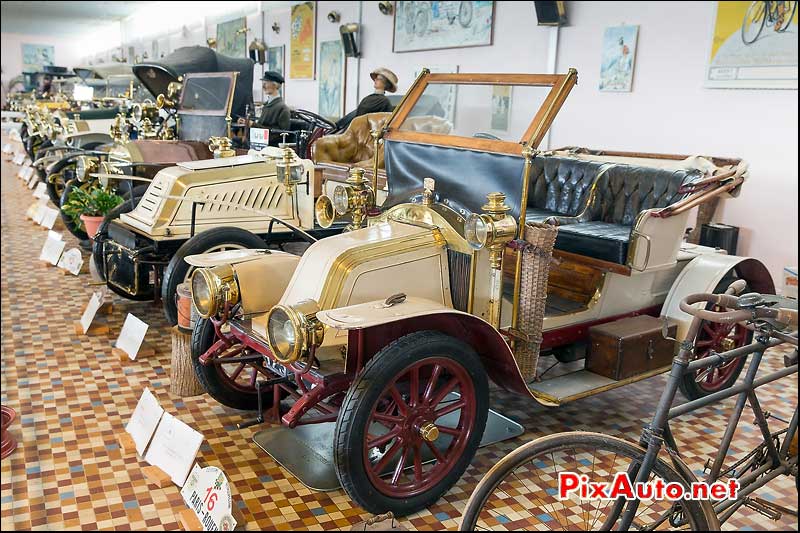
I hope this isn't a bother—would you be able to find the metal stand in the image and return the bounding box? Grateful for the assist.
[252,394,525,491]
[237,377,290,430]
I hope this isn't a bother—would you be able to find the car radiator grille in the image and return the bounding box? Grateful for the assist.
[447,249,472,312]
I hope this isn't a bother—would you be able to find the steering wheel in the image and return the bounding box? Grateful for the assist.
[291,108,336,131]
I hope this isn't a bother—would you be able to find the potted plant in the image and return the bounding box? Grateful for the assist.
[61,186,124,240]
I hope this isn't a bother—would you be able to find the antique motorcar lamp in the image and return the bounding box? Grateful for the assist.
[75,156,98,182]
[315,167,373,230]
[276,144,305,194]
[191,264,240,319]
[265,299,324,365]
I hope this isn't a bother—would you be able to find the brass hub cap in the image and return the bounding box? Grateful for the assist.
[418,422,439,442]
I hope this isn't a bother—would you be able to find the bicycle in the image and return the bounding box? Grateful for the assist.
[460,281,798,530]
[741,1,797,45]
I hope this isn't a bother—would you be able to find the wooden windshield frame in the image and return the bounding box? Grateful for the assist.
[383,69,578,156]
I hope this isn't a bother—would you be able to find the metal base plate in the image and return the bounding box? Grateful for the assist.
[253,400,524,492]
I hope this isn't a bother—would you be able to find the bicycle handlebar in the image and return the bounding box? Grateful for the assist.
[679,293,798,329]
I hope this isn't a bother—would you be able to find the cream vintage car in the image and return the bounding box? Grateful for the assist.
[186,70,774,515]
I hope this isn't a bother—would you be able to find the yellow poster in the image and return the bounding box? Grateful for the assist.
[706,1,797,88]
[290,1,316,80]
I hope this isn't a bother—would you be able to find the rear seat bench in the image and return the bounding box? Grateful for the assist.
[524,156,607,223]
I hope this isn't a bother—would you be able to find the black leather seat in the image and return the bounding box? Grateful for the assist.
[554,165,702,264]
[525,156,608,223]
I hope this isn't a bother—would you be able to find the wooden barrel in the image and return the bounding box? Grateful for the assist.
[170,326,204,397]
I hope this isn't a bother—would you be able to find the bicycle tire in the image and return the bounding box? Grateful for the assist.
[742,1,767,44]
[777,0,797,31]
[460,432,715,531]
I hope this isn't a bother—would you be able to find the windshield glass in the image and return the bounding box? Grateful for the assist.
[397,83,551,143]
[179,75,233,113]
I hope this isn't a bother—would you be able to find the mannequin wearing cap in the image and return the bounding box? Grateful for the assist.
[355,67,398,117]
[254,71,290,131]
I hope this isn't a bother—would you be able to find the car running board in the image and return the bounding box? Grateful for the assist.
[528,366,671,407]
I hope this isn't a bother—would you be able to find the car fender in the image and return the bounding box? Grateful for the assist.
[662,254,774,339]
[317,297,534,399]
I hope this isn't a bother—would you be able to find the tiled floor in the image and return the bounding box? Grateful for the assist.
[0,142,797,531]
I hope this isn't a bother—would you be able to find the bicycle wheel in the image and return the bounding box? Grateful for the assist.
[742,1,767,44]
[777,1,797,31]
[460,432,714,531]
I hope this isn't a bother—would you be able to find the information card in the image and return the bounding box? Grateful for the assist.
[115,313,149,360]
[125,388,164,456]
[180,465,237,531]
[144,412,203,487]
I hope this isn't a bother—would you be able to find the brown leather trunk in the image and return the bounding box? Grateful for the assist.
[586,315,676,380]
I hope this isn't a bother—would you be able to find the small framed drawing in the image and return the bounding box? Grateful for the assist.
[599,25,639,92]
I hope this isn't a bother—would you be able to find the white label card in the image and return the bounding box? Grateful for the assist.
[181,465,237,531]
[57,248,84,276]
[126,388,165,457]
[249,127,269,150]
[40,206,59,229]
[115,313,149,360]
[144,411,203,487]
[39,231,65,265]
[33,182,48,199]
[2,143,10,153]
[79,290,104,333]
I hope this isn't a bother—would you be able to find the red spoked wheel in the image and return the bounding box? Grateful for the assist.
[679,277,754,401]
[334,331,489,516]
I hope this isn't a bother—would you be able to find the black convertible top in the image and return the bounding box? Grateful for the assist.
[133,46,254,117]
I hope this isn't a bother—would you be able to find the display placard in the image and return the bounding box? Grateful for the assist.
[2,143,11,153]
[57,248,84,276]
[115,314,150,360]
[126,388,165,456]
[79,290,105,333]
[249,127,269,151]
[33,182,48,199]
[39,230,65,265]
[40,206,59,229]
[144,412,203,487]
[180,465,238,531]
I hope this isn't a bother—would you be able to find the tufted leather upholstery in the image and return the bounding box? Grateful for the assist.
[313,112,391,168]
[525,157,608,222]
[555,165,702,264]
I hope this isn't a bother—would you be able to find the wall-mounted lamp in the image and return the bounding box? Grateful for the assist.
[327,11,341,23]
[378,1,393,15]
[206,37,217,49]
[249,38,267,65]
[235,27,249,35]
[340,23,361,57]
[271,21,280,34]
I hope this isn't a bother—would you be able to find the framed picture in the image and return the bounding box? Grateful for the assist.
[216,17,247,57]
[599,25,639,92]
[318,40,346,121]
[414,65,459,125]
[22,43,54,72]
[705,1,797,89]
[267,45,285,97]
[490,85,512,131]
[393,1,495,53]
[290,1,316,79]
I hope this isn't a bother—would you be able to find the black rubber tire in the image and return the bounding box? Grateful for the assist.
[91,185,149,282]
[333,330,489,516]
[191,318,280,411]
[459,432,714,531]
[59,180,89,241]
[678,274,753,401]
[161,227,266,325]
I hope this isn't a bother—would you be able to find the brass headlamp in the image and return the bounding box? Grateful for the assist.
[266,300,324,365]
[465,192,517,268]
[75,156,98,182]
[315,167,373,230]
[209,136,235,158]
[276,144,304,193]
[191,264,241,319]
[110,113,128,143]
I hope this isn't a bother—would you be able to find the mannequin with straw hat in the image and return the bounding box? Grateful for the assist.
[355,67,398,117]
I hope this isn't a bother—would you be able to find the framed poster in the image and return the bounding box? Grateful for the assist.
[490,85,512,131]
[267,45,285,96]
[706,1,797,89]
[290,1,316,79]
[217,17,247,57]
[393,1,495,53]
[22,43,55,72]
[599,25,639,92]
[318,40,345,121]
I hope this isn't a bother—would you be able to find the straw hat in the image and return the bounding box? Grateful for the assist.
[370,67,398,93]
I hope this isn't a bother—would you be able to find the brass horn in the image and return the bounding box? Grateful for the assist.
[315,195,337,229]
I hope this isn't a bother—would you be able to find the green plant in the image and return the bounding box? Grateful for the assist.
[61,186,124,225]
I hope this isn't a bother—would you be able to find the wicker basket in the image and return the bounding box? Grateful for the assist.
[514,222,558,381]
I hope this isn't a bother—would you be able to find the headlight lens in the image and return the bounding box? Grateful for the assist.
[465,213,489,249]
[132,104,143,123]
[190,265,240,319]
[75,156,97,181]
[266,300,323,365]
[333,185,351,215]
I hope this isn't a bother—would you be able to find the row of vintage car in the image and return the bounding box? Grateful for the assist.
[8,52,775,516]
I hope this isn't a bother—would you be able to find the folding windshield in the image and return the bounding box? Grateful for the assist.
[386,71,577,155]
[179,72,237,115]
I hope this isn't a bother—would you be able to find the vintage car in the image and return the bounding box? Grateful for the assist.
[185,69,774,515]
[49,47,255,241]
[91,141,345,326]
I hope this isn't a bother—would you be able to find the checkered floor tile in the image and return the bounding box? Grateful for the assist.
[1,142,797,531]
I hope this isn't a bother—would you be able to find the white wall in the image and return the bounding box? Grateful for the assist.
[551,1,797,284]
[1,32,84,85]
